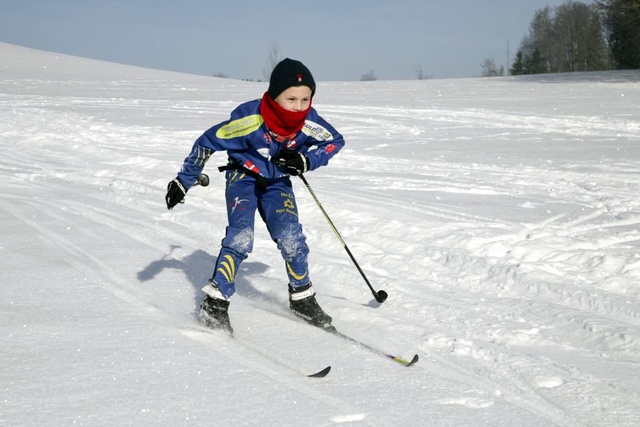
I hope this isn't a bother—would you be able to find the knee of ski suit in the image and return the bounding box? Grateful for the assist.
[272,222,310,286]
[221,225,254,258]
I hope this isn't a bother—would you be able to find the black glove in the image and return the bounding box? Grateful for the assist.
[165,178,187,210]
[273,149,310,176]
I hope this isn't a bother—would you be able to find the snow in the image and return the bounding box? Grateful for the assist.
[2,41,640,426]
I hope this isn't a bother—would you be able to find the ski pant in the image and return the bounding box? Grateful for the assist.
[211,171,310,298]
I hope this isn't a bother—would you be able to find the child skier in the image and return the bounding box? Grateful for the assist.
[165,58,345,334]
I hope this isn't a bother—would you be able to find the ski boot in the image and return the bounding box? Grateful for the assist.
[199,282,233,335]
[289,283,335,332]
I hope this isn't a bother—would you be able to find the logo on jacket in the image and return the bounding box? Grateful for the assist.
[325,143,337,154]
[229,197,248,214]
[285,139,298,149]
[302,121,333,141]
[216,115,263,139]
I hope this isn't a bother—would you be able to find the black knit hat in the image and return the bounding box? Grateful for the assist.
[267,58,316,100]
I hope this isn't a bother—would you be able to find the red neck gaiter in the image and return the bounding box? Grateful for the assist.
[260,92,310,139]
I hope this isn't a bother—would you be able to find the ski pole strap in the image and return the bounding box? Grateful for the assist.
[218,163,269,191]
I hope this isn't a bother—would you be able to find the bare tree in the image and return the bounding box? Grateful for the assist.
[480,56,504,77]
[505,40,511,73]
[359,70,377,81]
[554,2,609,71]
[414,64,432,80]
[262,44,283,80]
[513,1,610,74]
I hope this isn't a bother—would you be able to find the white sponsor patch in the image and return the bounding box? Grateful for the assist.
[302,120,333,141]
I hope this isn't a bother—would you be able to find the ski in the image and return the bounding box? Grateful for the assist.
[244,301,419,368]
[327,327,419,367]
[226,331,333,378]
[197,297,416,372]
[181,325,331,378]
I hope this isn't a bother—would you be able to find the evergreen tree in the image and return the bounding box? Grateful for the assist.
[510,50,525,75]
[524,47,547,74]
[597,0,640,69]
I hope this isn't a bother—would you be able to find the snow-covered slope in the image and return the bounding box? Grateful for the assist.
[2,42,640,426]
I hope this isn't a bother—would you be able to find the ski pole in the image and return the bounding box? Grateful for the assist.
[298,174,388,304]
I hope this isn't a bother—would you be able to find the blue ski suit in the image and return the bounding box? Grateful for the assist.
[176,98,345,298]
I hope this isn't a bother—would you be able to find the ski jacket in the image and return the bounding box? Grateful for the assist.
[177,98,345,189]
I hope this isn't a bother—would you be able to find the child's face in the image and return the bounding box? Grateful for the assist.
[274,86,312,112]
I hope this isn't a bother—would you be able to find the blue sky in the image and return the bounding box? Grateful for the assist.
[0,0,572,81]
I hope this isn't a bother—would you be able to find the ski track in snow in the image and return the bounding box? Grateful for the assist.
[2,43,640,426]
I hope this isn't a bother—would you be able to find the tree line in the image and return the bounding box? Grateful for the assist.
[486,0,639,77]
[367,0,639,79]
[218,0,638,80]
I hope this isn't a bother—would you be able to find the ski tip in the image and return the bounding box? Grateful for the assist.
[389,353,419,367]
[308,366,332,378]
[406,354,419,367]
